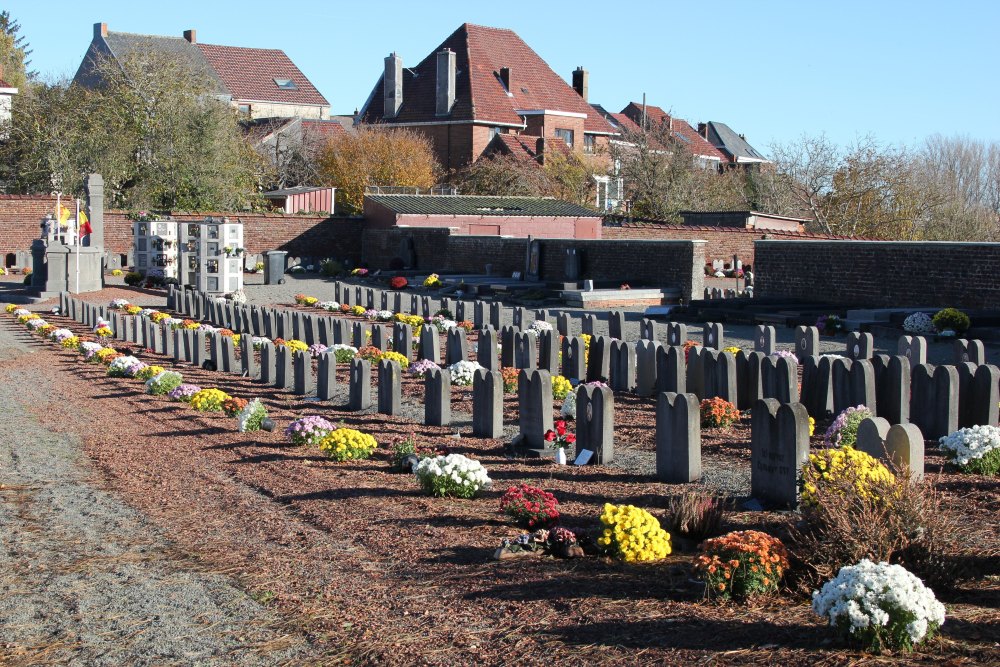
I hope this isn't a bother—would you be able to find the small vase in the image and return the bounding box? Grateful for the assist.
[555,447,567,465]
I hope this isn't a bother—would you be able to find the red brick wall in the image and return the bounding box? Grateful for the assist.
[755,240,1000,308]
[603,221,843,268]
[0,195,364,264]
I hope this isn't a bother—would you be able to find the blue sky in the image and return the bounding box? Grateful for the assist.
[6,0,997,152]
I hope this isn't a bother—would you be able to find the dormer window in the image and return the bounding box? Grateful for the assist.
[273,78,297,90]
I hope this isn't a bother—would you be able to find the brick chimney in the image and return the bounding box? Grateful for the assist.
[384,52,403,118]
[435,48,456,116]
[697,122,708,139]
[572,66,588,101]
[499,67,512,93]
[183,29,197,43]
[94,22,108,39]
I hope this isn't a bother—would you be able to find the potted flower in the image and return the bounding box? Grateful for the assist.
[544,420,576,465]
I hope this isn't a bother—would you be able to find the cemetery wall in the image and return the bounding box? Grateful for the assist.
[0,195,364,265]
[603,220,843,267]
[362,227,705,299]
[755,240,1000,308]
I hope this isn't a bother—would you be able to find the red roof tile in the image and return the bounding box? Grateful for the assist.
[0,78,11,88]
[484,133,574,167]
[620,102,727,161]
[361,24,615,135]
[196,43,328,107]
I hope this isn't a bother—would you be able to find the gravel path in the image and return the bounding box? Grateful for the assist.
[0,326,313,666]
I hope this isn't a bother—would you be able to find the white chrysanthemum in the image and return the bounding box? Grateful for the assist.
[902,312,936,335]
[939,425,1000,467]
[447,360,483,387]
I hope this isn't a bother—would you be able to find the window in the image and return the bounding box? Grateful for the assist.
[273,78,297,90]
[237,104,251,115]
[490,126,503,139]
[583,134,595,153]
[554,128,574,148]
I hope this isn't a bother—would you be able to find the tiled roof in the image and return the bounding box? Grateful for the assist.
[263,185,333,197]
[606,218,859,239]
[705,121,769,162]
[484,133,573,166]
[621,102,727,161]
[366,194,600,218]
[102,32,228,95]
[197,43,328,106]
[361,23,615,135]
[0,78,12,89]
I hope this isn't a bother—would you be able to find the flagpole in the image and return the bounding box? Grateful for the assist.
[75,198,81,294]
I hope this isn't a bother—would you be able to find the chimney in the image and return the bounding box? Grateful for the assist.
[94,22,108,39]
[572,66,589,101]
[383,52,403,118]
[499,67,512,93]
[435,48,456,116]
[698,122,708,139]
[183,29,197,43]
[535,137,546,163]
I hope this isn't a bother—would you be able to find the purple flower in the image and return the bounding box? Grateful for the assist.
[308,343,328,358]
[168,384,201,402]
[284,415,334,445]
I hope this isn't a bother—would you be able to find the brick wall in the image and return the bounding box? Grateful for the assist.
[0,195,364,265]
[362,227,704,300]
[755,240,1000,308]
[603,221,843,268]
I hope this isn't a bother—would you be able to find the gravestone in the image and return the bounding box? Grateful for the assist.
[556,312,571,337]
[392,323,413,361]
[276,346,294,390]
[500,325,519,367]
[534,309,550,326]
[368,289,378,310]
[348,358,372,411]
[317,318,333,346]
[636,340,661,397]
[377,359,402,415]
[393,293,403,313]
[655,392,701,483]
[762,355,798,403]
[702,350,738,402]
[259,342,276,385]
[846,332,874,360]
[910,364,958,439]
[445,328,469,365]
[173,329,186,363]
[703,323,723,350]
[640,318,658,342]
[472,369,504,438]
[955,362,980,428]
[875,355,910,425]
[740,351,767,410]
[512,307,528,328]
[795,326,819,360]
[371,324,389,351]
[581,314,596,336]
[586,336,611,382]
[849,359,877,414]
[655,345,686,395]
[750,399,810,509]
[686,346,705,399]
[455,301,466,322]
[538,330,560,374]
[610,340,636,392]
[886,424,925,480]
[608,311,626,340]
[192,330,207,367]
[898,336,928,365]
[409,294,419,315]
[972,364,1000,427]
[240,336,258,379]
[754,325,776,355]
[293,351,315,395]
[317,352,337,400]
[380,292,389,310]
[513,331,537,370]
[477,328,499,371]
[800,355,833,419]
[353,321,368,349]
[562,336,586,381]
[856,417,892,461]
[954,339,985,365]
[424,368,451,426]
[575,384,614,464]
[473,301,486,328]
[418,325,440,364]
[518,369,554,450]
[831,357,855,414]
[220,336,237,374]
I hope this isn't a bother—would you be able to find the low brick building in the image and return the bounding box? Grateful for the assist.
[363,194,602,239]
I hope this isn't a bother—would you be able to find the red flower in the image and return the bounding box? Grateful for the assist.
[544,430,556,442]
[564,434,577,444]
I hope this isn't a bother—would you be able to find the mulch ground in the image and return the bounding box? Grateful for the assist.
[6,288,1000,666]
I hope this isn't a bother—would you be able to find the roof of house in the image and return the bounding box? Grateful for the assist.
[620,102,727,161]
[0,78,13,89]
[196,43,328,107]
[263,185,335,198]
[100,31,228,94]
[360,23,615,135]
[366,194,600,218]
[483,133,573,166]
[705,121,768,162]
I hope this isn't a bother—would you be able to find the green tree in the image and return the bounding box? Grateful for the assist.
[0,11,32,88]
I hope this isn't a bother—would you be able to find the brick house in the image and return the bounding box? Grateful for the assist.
[357,23,619,174]
[697,121,770,167]
[74,23,330,121]
[617,102,728,168]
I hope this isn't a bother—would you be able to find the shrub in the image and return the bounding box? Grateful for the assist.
[320,259,344,276]
[597,503,672,562]
[190,388,231,412]
[317,427,378,462]
[434,307,454,319]
[499,484,560,529]
[812,559,945,653]
[551,375,573,400]
[415,453,491,498]
[665,490,724,541]
[237,399,268,432]
[932,307,970,333]
[146,371,183,396]
[801,446,895,508]
[389,276,408,290]
[700,397,740,428]
[285,416,335,446]
[695,530,790,600]
[824,405,874,448]
[124,271,143,286]
[939,425,1000,475]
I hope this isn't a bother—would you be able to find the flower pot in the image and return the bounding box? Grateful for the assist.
[555,447,567,465]
[261,418,276,432]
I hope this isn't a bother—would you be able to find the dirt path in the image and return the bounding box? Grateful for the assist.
[0,325,315,667]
